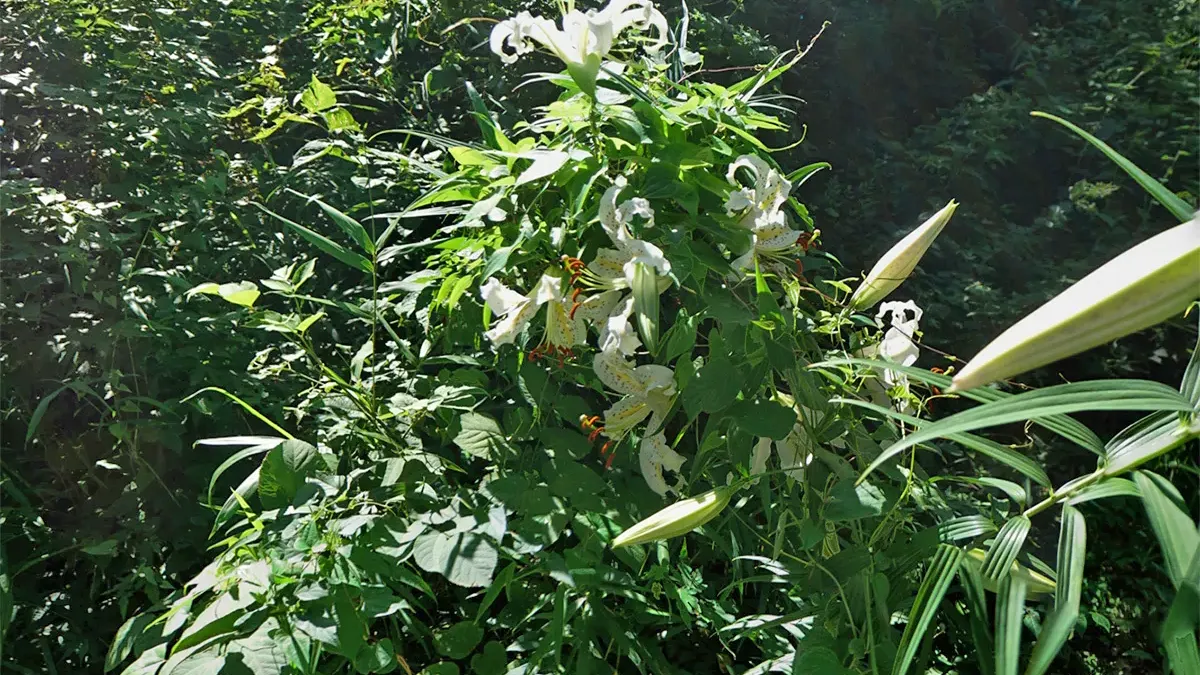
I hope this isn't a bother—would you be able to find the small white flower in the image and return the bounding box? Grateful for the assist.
[859,300,924,412]
[490,0,669,68]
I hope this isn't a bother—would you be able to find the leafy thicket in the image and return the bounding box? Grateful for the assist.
[1,0,1196,674]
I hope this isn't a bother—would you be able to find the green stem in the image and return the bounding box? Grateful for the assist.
[1022,468,1105,519]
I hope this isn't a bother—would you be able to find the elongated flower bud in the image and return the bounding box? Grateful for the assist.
[849,200,958,311]
[611,485,737,548]
[951,216,1200,392]
[964,548,1057,596]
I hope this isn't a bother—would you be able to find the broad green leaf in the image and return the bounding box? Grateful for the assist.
[285,189,375,255]
[515,150,570,186]
[453,413,511,460]
[834,397,1050,486]
[730,398,797,440]
[354,639,398,674]
[105,614,156,672]
[412,529,498,588]
[1104,410,1196,475]
[983,516,1031,585]
[258,439,321,509]
[173,588,256,653]
[858,380,1190,483]
[1024,505,1086,675]
[205,438,282,505]
[683,356,741,415]
[1031,111,1194,221]
[892,544,964,675]
[1134,471,1200,588]
[186,281,260,307]
[222,618,290,674]
[118,644,167,675]
[814,357,1105,454]
[826,480,886,522]
[434,622,483,660]
[253,202,372,274]
[995,575,1028,675]
[300,75,337,113]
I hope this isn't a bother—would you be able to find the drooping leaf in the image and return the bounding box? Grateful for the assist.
[1025,505,1087,675]
[892,544,964,675]
[285,189,375,255]
[994,575,1028,675]
[1134,471,1200,588]
[982,517,1031,585]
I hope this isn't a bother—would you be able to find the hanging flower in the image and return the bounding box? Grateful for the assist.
[724,155,805,273]
[640,432,687,496]
[480,272,584,356]
[489,0,669,68]
[587,176,672,289]
[859,300,924,412]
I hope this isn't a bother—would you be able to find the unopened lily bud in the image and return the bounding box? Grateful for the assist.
[611,485,737,548]
[951,216,1200,392]
[630,261,660,354]
[849,200,959,311]
[964,548,1057,596]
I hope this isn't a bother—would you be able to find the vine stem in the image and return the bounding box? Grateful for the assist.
[1022,468,1105,519]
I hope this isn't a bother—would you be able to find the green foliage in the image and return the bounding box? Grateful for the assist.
[2,0,1196,674]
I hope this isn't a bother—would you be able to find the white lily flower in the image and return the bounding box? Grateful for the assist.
[750,407,817,481]
[640,432,687,496]
[725,155,805,273]
[592,346,676,440]
[858,300,923,412]
[591,177,672,289]
[480,272,585,352]
[490,0,669,67]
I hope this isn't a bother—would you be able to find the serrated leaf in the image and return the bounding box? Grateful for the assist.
[453,413,511,460]
[892,544,964,675]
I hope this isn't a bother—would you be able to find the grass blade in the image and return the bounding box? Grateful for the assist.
[1031,111,1195,221]
[857,380,1190,484]
[253,202,373,274]
[284,189,375,255]
[892,544,964,675]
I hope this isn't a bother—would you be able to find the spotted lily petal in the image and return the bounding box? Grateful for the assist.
[639,432,686,496]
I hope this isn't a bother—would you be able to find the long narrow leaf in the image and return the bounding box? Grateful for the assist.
[939,515,998,543]
[858,380,1190,484]
[205,439,283,505]
[1135,471,1200,588]
[1065,477,1140,505]
[959,562,995,675]
[252,202,372,273]
[892,544,964,675]
[181,387,295,439]
[1025,505,1086,675]
[832,398,1051,486]
[1162,548,1200,675]
[995,575,1028,675]
[1104,410,1196,475]
[285,189,375,255]
[983,517,1031,584]
[1031,111,1194,221]
[1182,317,1200,407]
[814,357,1105,453]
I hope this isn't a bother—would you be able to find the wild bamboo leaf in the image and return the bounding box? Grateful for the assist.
[814,357,1105,454]
[465,81,510,151]
[1104,410,1196,475]
[983,517,1031,585]
[1031,111,1195,221]
[785,162,831,189]
[182,387,295,439]
[857,380,1190,483]
[936,476,1027,506]
[959,562,996,675]
[892,544,964,675]
[832,397,1051,486]
[1065,477,1140,505]
[938,515,997,543]
[1134,471,1200,588]
[1182,318,1200,407]
[284,189,375,255]
[995,576,1028,675]
[214,469,260,530]
[1161,548,1200,675]
[1054,506,1087,612]
[252,202,372,273]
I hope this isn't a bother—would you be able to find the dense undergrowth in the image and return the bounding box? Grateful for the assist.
[1,0,1197,673]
